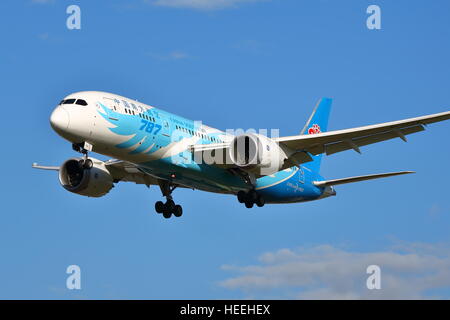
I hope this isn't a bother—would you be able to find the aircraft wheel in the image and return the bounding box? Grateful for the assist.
[248,190,258,202]
[237,191,246,203]
[162,210,172,219]
[173,205,183,217]
[155,201,164,214]
[244,201,254,209]
[83,158,93,169]
[256,195,265,207]
[78,159,85,170]
[165,199,175,212]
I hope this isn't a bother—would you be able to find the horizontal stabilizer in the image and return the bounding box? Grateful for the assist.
[313,171,415,187]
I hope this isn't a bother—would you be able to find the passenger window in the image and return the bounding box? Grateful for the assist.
[63,99,76,104]
[75,99,88,106]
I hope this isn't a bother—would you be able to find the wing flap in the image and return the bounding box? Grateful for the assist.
[104,160,159,185]
[323,124,425,155]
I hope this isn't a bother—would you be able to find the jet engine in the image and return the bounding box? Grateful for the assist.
[58,158,114,197]
[229,133,289,176]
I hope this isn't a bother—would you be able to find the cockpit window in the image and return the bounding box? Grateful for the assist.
[63,99,76,104]
[75,99,88,106]
[59,100,65,105]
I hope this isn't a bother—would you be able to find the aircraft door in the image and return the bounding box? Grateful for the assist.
[155,111,172,147]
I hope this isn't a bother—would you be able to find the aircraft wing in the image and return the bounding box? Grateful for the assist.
[275,111,450,159]
[32,159,160,186]
[31,163,59,170]
[189,111,449,170]
[103,159,160,186]
[189,142,235,169]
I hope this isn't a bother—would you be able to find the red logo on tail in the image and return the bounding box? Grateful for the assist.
[308,124,321,135]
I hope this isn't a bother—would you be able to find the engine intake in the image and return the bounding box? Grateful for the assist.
[229,133,288,175]
[59,158,113,197]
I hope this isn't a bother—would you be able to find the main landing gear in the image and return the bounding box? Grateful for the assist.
[237,190,265,209]
[155,180,183,219]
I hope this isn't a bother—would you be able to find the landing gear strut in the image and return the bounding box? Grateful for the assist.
[155,180,183,219]
[73,143,93,169]
[237,190,265,208]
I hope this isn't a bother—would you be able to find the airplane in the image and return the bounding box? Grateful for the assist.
[33,91,450,219]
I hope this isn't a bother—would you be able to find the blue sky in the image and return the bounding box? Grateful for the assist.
[0,0,449,299]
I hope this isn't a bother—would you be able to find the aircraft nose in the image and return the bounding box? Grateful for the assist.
[50,106,70,132]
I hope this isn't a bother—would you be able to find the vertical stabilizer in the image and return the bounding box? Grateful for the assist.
[300,98,332,172]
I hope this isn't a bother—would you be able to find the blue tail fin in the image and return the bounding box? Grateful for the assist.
[300,98,332,173]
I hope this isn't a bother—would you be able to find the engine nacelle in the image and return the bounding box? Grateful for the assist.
[229,133,289,175]
[58,158,113,197]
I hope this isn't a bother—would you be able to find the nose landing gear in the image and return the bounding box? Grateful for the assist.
[237,190,265,208]
[73,142,93,169]
[155,180,183,219]
[78,158,93,170]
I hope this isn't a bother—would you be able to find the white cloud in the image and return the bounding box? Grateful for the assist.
[37,33,49,41]
[169,51,189,59]
[219,243,450,299]
[149,0,267,11]
[31,0,55,4]
[428,204,446,218]
[146,50,189,60]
